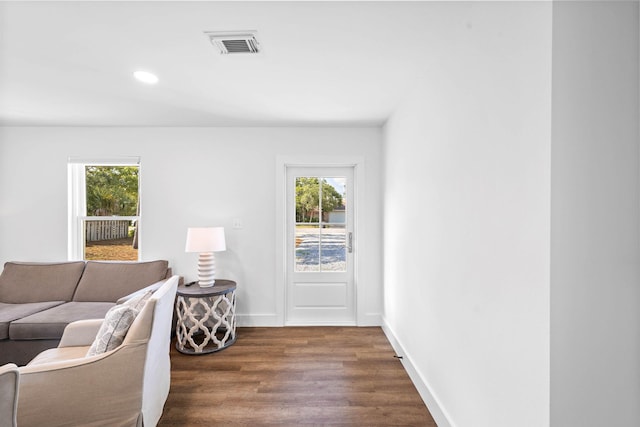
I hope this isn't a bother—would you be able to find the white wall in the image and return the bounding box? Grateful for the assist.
[0,126,383,326]
[551,2,640,426]
[382,3,552,426]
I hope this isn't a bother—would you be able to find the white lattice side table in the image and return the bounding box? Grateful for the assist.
[175,280,237,354]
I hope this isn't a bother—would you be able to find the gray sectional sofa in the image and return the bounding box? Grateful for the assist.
[0,260,172,366]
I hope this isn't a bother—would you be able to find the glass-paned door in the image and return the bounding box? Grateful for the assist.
[286,166,355,325]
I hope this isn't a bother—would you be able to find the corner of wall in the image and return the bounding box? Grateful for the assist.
[381,317,454,427]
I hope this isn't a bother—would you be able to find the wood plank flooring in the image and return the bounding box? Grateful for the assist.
[158,327,436,426]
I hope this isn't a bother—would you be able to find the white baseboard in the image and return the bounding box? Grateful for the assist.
[381,318,454,427]
[285,320,357,326]
[358,312,383,326]
[236,313,280,327]
[236,313,384,327]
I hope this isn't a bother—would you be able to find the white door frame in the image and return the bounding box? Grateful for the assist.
[275,155,365,326]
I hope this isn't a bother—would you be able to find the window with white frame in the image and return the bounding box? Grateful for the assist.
[68,157,141,261]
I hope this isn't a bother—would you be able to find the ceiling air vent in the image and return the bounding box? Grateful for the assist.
[205,31,260,54]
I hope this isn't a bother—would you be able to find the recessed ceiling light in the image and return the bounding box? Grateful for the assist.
[133,70,158,85]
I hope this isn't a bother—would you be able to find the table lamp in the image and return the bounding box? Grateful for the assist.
[185,227,226,287]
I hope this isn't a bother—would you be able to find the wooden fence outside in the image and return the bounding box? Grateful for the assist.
[85,220,130,242]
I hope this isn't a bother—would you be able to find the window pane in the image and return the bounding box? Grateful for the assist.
[320,177,346,225]
[84,219,138,261]
[85,166,139,216]
[320,224,346,272]
[320,177,346,272]
[295,177,320,224]
[84,165,140,261]
[295,225,320,272]
[295,176,347,273]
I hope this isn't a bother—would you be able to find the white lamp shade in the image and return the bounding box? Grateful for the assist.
[185,227,226,253]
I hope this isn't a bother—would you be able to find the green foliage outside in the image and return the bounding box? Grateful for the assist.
[86,166,139,216]
[295,177,343,223]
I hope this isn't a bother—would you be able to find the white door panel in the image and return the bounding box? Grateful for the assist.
[292,282,348,307]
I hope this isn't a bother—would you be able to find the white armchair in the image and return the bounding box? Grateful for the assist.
[0,363,18,427]
[15,275,179,427]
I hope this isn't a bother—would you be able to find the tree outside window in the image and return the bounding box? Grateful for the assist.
[83,166,140,261]
[295,177,343,223]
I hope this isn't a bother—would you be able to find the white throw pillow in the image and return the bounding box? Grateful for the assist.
[86,304,140,356]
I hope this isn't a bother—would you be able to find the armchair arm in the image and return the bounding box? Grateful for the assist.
[0,363,19,427]
[58,319,104,348]
[17,344,148,426]
[115,279,167,305]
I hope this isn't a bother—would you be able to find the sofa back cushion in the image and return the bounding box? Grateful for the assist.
[72,260,169,302]
[0,262,86,303]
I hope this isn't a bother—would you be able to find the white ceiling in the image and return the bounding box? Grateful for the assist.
[0,1,484,127]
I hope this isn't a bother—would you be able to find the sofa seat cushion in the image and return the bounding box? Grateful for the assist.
[0,262,86,303]
[28,345,90,366]
[0,302,65,339]
[9,302,115,340]
[72,260,169,302]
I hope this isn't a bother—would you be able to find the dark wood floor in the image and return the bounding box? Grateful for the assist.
[158,327,437,426]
